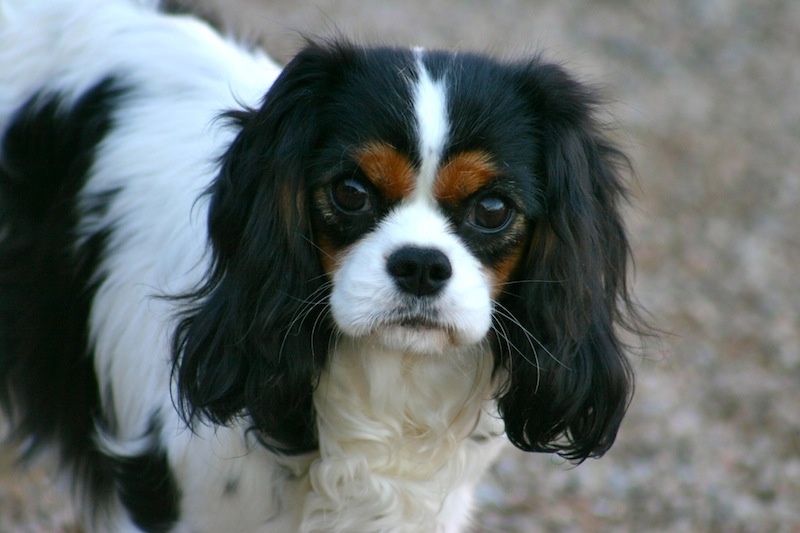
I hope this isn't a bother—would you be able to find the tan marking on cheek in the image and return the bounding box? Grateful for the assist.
[355,143,415,202]
[434,151,497,206]
[316,235,344,277]
[310,190,347,277]
[485,244,527,298]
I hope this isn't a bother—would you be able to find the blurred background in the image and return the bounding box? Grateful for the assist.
[2,0,798,531]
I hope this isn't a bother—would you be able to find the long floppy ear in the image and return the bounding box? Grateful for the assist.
[173,43,346,454]
[495,61,641,462]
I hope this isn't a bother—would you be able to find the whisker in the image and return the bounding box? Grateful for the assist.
[309,305,334,364]
[301,233,334,259]
[490,317,543,394]
[278,283,333,361]
[492,301,570,371]
[496,277,566,287]
[283,280,334,307]
[491,316,539,380]
[488,310,515,365]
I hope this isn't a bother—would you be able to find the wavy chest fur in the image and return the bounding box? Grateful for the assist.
[301,338,504,532]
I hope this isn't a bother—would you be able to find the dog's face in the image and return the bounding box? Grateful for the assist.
[323,187,496,354]
[176,41,638,460]
[308,52,540,354]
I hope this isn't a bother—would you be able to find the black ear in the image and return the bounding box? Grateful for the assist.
[173,42,349,454]
[495,61,641,462]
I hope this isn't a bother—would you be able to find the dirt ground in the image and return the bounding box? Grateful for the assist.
[2,0,799,531]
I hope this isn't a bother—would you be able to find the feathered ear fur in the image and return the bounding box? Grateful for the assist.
[494,62,641,462]
[173,43,349,454]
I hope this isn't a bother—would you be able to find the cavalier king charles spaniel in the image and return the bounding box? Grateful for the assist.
[0,0,643,531]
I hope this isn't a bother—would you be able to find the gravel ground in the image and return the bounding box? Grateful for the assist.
[2,0,799,531]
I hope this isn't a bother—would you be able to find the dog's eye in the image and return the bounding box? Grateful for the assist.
[331,177,372,214]
[469,194,513,232]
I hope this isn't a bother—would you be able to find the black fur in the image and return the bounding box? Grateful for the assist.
[173,40,643,462]
[113,418,181,533]
[173,43,345,454]
[0,78,184,529]
[494,61,637,461]
[0,79,124,500]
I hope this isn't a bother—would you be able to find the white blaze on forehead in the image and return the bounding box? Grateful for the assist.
[412,49,449,202]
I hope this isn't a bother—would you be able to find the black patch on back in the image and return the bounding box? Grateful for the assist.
[0,78,125,510]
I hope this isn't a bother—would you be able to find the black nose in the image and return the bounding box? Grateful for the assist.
[386,246,452,297]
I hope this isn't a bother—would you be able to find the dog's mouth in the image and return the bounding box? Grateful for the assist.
[395,316,442,329]
[385,305,448,330]
[331,294,490,352]
[366,308,466,353]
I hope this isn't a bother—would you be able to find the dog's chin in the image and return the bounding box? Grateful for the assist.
[376,323,458,354]
[332,303,494,354]
[344,318,484,355]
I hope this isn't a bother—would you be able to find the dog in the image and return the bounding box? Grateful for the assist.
[0,0,642,531]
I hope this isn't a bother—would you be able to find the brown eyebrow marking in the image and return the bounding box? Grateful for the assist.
[433,151,497,207]
[354,142,416,202]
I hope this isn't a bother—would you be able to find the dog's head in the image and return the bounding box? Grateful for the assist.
[175,40,639,461]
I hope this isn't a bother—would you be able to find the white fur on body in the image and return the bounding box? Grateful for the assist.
[0,1,506,531]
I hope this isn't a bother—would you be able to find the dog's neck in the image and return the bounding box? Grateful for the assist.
[303,337,500,530]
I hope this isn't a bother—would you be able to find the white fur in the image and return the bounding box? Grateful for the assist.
[412,50,449,202]
[0,1,506,531]
[308,338,504,532]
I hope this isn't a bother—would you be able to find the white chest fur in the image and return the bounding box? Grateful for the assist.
[302,338,505,532]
